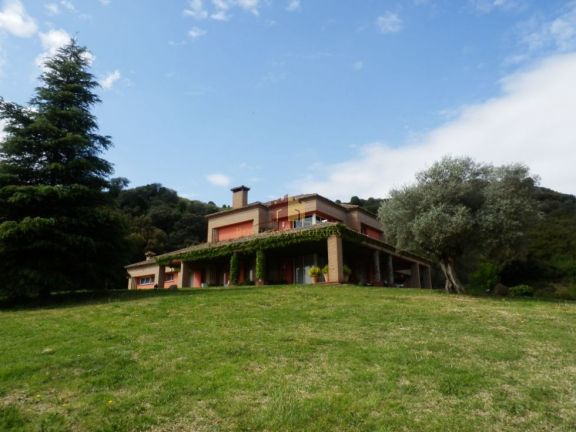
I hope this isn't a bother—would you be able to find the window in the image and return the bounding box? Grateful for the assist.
[292,214,315,228]
[165,273,175,282]
[138,276,154,285]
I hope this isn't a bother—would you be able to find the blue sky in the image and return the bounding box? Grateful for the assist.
[1,0,576,206]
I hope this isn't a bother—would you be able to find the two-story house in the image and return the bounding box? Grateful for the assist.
[125,186,433,289]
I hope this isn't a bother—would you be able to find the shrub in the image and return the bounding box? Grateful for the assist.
[343,265,352,276]
[509,285,534,297]
[322,265,329,275]
[493,283,509,297]
[469,262,500,294]
[554,284,576,300]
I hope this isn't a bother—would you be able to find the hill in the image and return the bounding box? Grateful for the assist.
[1,285,574,431]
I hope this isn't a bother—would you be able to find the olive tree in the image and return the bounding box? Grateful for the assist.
[378,157,538,293]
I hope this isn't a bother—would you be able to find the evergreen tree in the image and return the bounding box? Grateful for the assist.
[0,40,128,299]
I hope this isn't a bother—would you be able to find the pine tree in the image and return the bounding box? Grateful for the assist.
[0,40,128,299]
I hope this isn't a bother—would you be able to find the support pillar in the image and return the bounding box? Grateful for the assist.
[154,265,165,289]
[178,261,191,288]
[127,277,136,290]
[327,235,344,283]
[422,265,432,289]
[409,263,421,288]
[373,250,382,285]
[386,254,394,286]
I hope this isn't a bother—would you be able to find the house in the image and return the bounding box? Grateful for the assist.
[125,186,433,289]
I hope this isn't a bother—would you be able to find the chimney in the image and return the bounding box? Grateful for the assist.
[231,185,250,209]
[145,251,157,261]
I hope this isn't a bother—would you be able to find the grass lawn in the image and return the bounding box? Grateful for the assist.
[0,285,575,431]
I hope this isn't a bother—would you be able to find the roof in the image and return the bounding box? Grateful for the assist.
[206,192,379,221]
[124,222,432,267]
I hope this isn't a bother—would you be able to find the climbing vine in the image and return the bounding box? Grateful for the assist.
[157,223,347,265]
[229,252,239,285]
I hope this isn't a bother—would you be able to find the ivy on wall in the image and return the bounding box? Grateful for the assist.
[255,249,265,281]
[229,252,239,285]
[157,223,345,265]
[156,222,427,266]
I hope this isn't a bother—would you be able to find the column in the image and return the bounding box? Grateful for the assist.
[327,235,344,283]
[178,261,191,288]
[422,265,433,289]
[409,262,421,288]
[154,265,166,289]
[387,254,394,286]
[373,250,382,285]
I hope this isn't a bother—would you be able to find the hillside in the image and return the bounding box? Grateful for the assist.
[1,286,574,431]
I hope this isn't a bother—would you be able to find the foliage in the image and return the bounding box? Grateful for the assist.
[158,223,347,265]
[308,266,322,277]
[116,183,220,262]
[509,284,535,298]
[321,264,329,274]
[0,40,128,298]
[343,264,352,276]
[379,156,538,294]
[229,253,239,285]
[469,261,501,294]
[347,196,384,215]
[552,284,576,300]
[255,249,265,281]
[0,286,574,431]
[493,283,509,297]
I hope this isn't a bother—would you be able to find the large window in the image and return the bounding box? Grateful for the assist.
[138,276,154,285]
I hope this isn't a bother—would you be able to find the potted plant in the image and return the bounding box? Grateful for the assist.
[322,264,329,282]
[308,266,322,284]
[343,264,351,283]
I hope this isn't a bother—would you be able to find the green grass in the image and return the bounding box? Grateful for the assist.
[0,286,575,431]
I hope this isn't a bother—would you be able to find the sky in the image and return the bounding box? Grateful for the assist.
[1,0,575,206]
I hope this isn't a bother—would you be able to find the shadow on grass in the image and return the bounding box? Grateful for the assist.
[3,284,570,312]
[0,284,435,311]
[0,285,286,311]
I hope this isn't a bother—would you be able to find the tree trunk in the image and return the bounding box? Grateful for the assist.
[439,258,465,294]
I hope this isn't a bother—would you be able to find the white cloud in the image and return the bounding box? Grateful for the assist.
[0,0,37,37]
[376,12,402,34]
[188,26,207,39]
[469,0,521,14]
[294,53,576,199]
[99,0,110,5]
[45,3,60,15]
[207,173,231,187]
[352,60,364,71]
[184,0,208,19]
[100,69,121,90]
[45,1,76,15]
[236,0,260,15]
[287,0,300,12]
[211,0,230,21]
[521,2,576,53]
[59,0,75,12]
[184,0,262,21]
[35,29,71,67]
